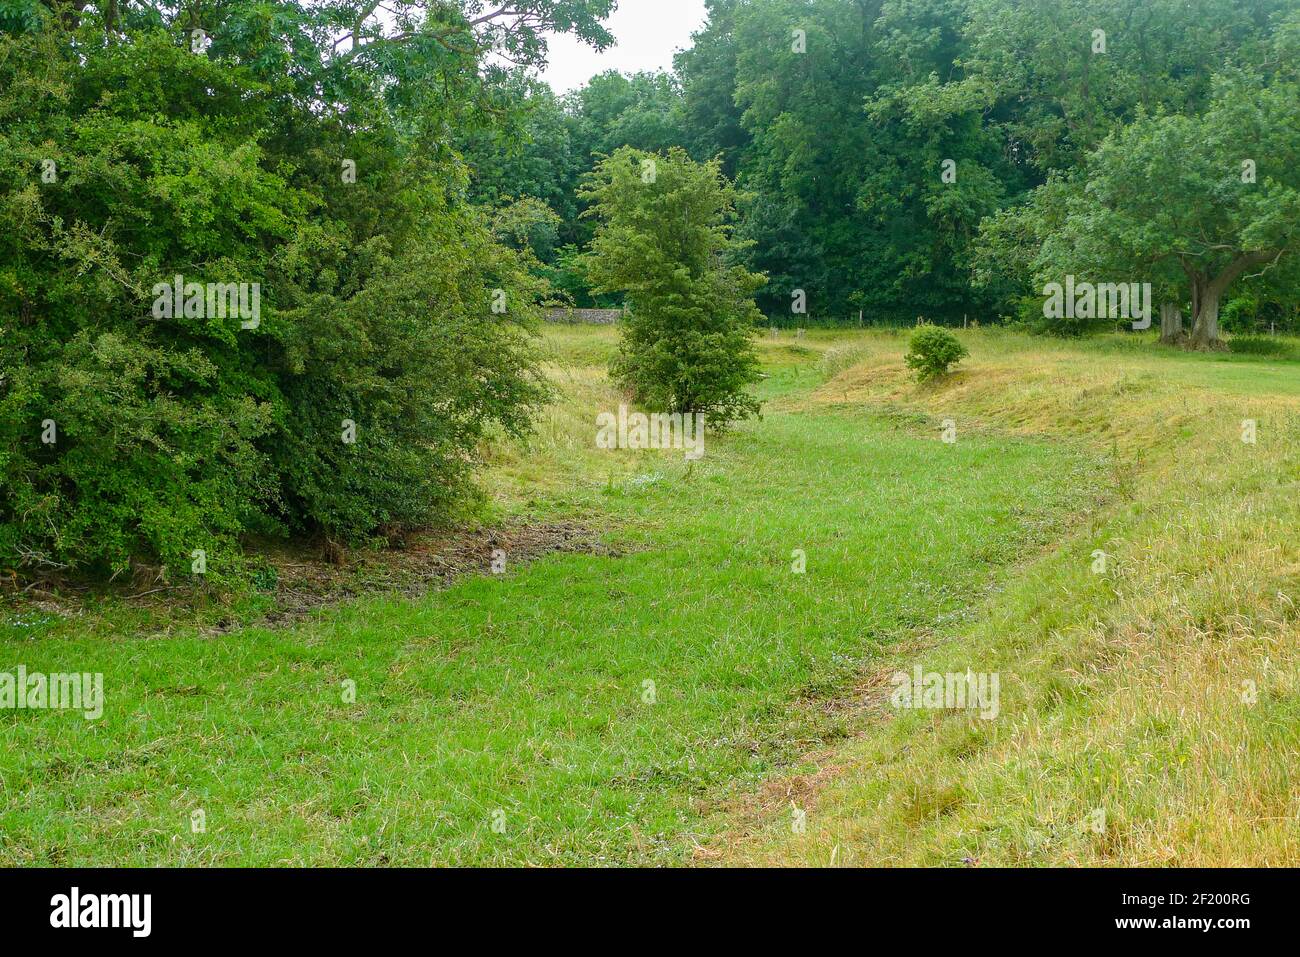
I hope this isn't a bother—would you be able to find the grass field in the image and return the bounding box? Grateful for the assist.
[3,325,1298,865]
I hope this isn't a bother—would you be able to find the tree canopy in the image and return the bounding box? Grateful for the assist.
[468,0,1300,339]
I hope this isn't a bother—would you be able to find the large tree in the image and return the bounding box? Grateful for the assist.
[1026,70,1300,347]
[0,1,617,575]
[960,0,1291,173]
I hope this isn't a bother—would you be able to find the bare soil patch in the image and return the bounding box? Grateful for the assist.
[2,520,618,635]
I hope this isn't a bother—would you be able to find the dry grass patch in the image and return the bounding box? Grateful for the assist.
[711,330,1300,867]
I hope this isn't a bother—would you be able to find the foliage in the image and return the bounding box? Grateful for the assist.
[905,325,969,381]
[580,147,764,422]
[983,65,1300,344]
[683,0,1024,321]
[7,0,1300,578]
[483,0,1300,329]
[0,2,615,577]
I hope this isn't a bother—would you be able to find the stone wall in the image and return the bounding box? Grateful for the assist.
[545,308,623,324]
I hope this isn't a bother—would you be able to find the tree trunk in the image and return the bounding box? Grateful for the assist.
[1159,302,1183,344]
[1186,251,1278,350]
[1189,285,1221,349]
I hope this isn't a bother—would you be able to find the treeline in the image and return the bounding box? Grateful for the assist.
[467,0,1300,336]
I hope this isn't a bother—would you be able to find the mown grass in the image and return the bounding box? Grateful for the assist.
[715,329,1300,866]
[0,326,1093,865]
[6,326,1298,866]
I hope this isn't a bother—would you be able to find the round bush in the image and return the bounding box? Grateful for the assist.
[905,326,969,382]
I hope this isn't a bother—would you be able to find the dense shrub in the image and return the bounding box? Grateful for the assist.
[905,326,969,382]
[1226,335,1300,359]
[0,25,546,579]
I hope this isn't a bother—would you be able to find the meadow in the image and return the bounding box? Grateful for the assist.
[2,325,1298,866]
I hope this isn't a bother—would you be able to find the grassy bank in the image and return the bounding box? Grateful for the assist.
[0,327,1087,865]
[715,329,1300,866]
[3,326,1297,866]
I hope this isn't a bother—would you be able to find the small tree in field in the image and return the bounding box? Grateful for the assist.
[905,326,968,382]
[580,147,764,422]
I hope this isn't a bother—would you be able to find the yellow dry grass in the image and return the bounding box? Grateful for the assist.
[713,329,1300,867]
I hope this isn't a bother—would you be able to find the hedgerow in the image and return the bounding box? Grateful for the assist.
[0,23,546,580]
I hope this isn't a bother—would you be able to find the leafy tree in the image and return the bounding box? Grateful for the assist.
[491,196,564,265]
[675,0,1013,322]
[580,147,764,422]
[675,0,751,178]
[566,70,690,164]
[459,67,691,305]
[1017,71,1300,347]
[960,0,1289,174]
[0,1,614,576]
[459,77,582,238]
[727,0,882,319]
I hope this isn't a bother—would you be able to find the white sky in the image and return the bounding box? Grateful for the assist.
[538,0,710,93]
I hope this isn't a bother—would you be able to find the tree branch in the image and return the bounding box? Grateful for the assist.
[1208,249,1280,296]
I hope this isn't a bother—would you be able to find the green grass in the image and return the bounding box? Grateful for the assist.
[719,328,1300,866]
[11,326,1299,867]
[0,328,1092,865]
